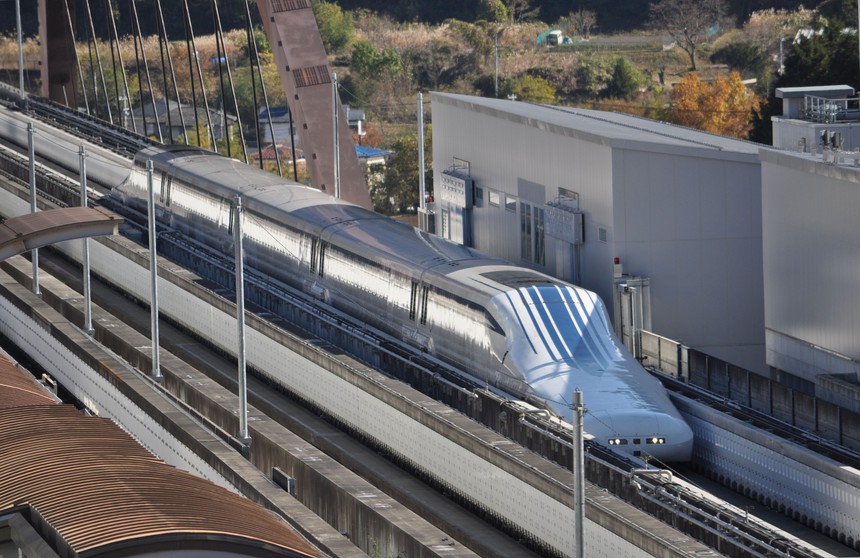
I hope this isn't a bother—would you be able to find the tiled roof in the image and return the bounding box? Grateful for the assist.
[0,353,57,409]
[0,353,324,558]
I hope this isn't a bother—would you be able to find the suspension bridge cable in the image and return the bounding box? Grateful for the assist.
[182,0,217,150]
[155,0,174,143]
[130,2,147,137]
[211,0,230,158]
[130,0,163,143]
[155,0,188,143]
[242,2,282,176]
[241,5,263,169]
[105,0,136,132]
[180,1,201,147]
[212,0,248,163]
[103,0,121,124]
[83,5,100,116]
[84,0,113,124]
[61,0,90,113]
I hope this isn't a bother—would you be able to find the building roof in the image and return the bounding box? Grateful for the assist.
[134,99,237,126]
[775,85,856,99]
[0,353,324,558]
[0,352,58,409]
[431,92,762,160]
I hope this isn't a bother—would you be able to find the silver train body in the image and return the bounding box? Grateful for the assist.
[113,146,693,461]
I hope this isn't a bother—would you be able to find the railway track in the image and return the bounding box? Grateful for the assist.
[0,102,834,558]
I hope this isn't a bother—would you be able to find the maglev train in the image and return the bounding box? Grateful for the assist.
[112,145,694,462]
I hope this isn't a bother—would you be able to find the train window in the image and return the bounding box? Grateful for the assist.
[420,286,429,325]
[227,202,235,236]
[489,191,500,207]
[310,239,318,274]
[505,195,517,212]
[159,172,172,206]
[319,243,326,277]
[409,282,418,320]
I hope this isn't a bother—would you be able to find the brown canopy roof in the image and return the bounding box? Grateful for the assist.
[0,355,324,558]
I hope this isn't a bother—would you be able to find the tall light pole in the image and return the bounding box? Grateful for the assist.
[15,0,24,97]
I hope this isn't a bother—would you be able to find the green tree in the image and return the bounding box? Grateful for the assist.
[605,57,644,99]
[505,74,557,103]
[750,20,860,143]
[373,126,432,215]
[477,0,508,23]
[313,0,355,54]
[710,42,768,80]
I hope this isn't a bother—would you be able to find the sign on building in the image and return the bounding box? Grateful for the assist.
[440,171,474,208]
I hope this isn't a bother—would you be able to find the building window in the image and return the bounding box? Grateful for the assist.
[558,187,579,208]
[505,195,517,212]
[534,206,545,266]
[453,157,470,175]
[521,202,532,261]
[598,227,608,243]
[489,190,500,207]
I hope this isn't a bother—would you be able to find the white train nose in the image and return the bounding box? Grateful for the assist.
[586,410,694,462]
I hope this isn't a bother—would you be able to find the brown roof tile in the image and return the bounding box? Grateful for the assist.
[0,354,325,558]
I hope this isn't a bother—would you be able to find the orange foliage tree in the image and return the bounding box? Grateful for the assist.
[670,72,762,138]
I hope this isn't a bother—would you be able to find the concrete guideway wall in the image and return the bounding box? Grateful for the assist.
[0,177,710,558]
[673,395,860,548]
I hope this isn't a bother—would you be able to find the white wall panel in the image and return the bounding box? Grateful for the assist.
[761,153,860,378]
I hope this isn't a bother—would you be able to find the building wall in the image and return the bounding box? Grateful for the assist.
[431,100,615,306]
[761,151,860,381]
[613,148,764,372]
[432,95,766,374]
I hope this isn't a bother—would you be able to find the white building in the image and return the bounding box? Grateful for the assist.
[762,127,860,387]
[430,92,765,373]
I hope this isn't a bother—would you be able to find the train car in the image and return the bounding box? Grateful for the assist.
[112,146,693,461]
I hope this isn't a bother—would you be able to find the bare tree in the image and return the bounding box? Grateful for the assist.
[649,0,727,70]
[568,8,598,38]
[504,0,540,24]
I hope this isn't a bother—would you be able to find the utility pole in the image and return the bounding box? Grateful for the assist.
[79,145,94,335]
[418,92,426,210]
[27,122,39,295]
[572,390,585,558]
[15,0,24,98]
[332,72,341,200]
[146,160,163,381]
[234,195,251,448]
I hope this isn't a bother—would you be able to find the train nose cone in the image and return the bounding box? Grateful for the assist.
[587,410,693,462]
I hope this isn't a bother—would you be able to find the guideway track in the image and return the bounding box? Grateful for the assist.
[0,100,833,558]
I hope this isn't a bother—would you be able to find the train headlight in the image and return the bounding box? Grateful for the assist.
[646,437,666,445]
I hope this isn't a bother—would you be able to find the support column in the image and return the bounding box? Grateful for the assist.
[39,0,78,104]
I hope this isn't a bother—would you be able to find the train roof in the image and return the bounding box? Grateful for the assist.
[135,147,512,284]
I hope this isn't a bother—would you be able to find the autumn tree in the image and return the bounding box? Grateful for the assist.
[649,0,727,70]
[670,71,761,138]
[567,8,598,38]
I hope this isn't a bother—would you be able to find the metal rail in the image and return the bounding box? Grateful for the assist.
[0,131,828,558]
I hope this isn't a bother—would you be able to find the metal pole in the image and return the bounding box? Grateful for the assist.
[27,122,39,295]
[79,145,94,335]
[572,390,585,558]
[15,0,23,98]
[234,195,251,446]
[332,72,341,199]
[418,92,426,211]
[494,31,500,98]
[146,160,163,381]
